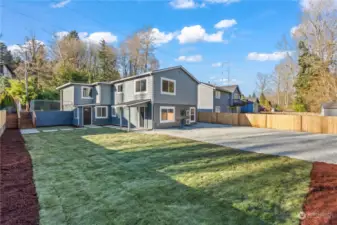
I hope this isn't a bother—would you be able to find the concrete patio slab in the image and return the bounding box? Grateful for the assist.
[42,129,58,133]
[145,123,337,164]
[20,129,40,135]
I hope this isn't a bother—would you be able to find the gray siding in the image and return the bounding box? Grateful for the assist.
[153,68,198,105]
[113,75,153,104]
[198,84,213,112]
[100,84,112,105]
[153,103,197,129]
[73,85,95,105]
[214,91,231,112]
[62,86,75,110]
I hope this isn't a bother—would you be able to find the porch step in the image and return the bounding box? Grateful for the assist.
[19,112,34,129]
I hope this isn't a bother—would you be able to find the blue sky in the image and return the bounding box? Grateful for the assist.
[1,0,304,95]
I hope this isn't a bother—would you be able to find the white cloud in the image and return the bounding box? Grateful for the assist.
[300,0,337,11]
[209,76,242,85]
[212,62,222,67]
[175,54,203,62]
[8,40,45,57]
[177,25,225,44]
[55,31,117,44]
[247,51,293,61]
[151,28,176,46]
[290,25,303,38]
[169,0,205,9]
[51,0,71,8]
[214,19,237,29]
[83,32,117,44]
[204,0,240,4]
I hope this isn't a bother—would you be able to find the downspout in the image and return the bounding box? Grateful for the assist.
[151,72,154,130]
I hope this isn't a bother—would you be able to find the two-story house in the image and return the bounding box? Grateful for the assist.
[56,66,199,129]
[198,82,243,113]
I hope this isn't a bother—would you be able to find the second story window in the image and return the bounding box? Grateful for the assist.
[82,87,93,99]
[161,78,176,95]
[116,84,123,93]
[215,91,221,99]
[135,79,147,93]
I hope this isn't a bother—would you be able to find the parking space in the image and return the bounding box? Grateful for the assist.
[147,123,337,164]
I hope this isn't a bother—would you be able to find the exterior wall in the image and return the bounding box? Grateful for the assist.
[100,84,112,105]
[114,75,153,104]
[73,107,82,126]
[322,108,337,116]
[2,65,14,78]
[153,103,197,129]
[230,87,240,105]
[62,86,75,110]
[92,105,112,125]
[112,103,153,129]
[198,84,213,112]
[73,85,96,105]
[35,111,73,127]
[153,68,198,105]
[214,91,230,112]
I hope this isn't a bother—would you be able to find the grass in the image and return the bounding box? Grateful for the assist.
[23,128,312,225]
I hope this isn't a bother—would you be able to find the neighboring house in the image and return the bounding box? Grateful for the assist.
[321,102,337,116]
[56,66,199,129]
[241,97,260,113]
[198,83,243,113]
[0,64,15,78]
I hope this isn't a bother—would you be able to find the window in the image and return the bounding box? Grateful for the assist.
[116,84,123,93]
[215,91,221,99]
[160,106,175,123]
[135,79,147,93]
[111,106,116,117]
[215,106,221,113]
[74,108,79,119]
[190,107,196,122]
[95,106,108,119]
[161,78,176,95]
[82,87,93,99]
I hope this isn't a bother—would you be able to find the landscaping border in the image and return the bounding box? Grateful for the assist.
[0,129,39,225]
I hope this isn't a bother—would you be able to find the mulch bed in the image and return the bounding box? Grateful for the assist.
[301,162,337,225]
[0,129,39,225]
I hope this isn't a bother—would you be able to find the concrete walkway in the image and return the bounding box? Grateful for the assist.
[145,123,337,164]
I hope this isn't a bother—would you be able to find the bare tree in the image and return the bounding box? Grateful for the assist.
[256,72,271,95]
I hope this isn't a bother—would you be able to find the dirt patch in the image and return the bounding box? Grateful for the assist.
[301,162,337,225]
[0,129,39,225]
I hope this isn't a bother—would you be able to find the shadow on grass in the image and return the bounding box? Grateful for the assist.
[23,128,312,225]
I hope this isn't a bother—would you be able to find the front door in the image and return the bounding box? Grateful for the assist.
[139,107,145,128]
[190,107,196,123]
[83,107,91,125]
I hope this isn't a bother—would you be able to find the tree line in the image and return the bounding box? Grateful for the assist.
[0,27,160,109]
[254,0,337,113]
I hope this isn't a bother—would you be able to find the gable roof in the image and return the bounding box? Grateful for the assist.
[219,85,240,94]
[247,97,260,103]
[200,82,234,93]
[0,64,16,78]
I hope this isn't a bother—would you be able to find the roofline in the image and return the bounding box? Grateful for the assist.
[56,82,94,90]
[200,82,232,93]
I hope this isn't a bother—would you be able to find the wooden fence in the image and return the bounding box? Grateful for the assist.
[0,110,6,137]
[198,112,337,134]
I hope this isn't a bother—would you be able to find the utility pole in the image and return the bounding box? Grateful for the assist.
[221,61,231,85]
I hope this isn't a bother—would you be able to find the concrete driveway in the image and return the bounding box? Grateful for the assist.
[146,123,337,164]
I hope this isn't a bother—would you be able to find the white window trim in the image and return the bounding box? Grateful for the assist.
[116,84,123,94]
[95,106,108,119]
[161,77,176,96]
[190,107,196,123]
[111,106,116,117]
[160,106,175,124]
[215,106,221,113]
[215,91,221,99]
[81,86,93,99]
[74,108,79,119]
[134,78,147,94]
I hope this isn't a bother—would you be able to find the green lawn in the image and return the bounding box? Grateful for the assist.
[23,128,312,225]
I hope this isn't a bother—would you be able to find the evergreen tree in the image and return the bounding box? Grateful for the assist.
[97,39,120,82]
[0,42,16,70]
[67,31,80,40]
[252,92,256,98]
